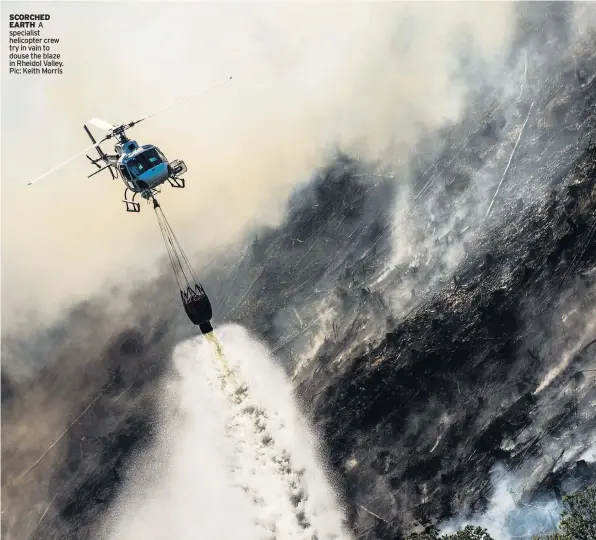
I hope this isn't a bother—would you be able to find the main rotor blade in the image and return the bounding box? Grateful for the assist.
[28,76,232,187]
[132,76,233,126]
[28,138,108,186]
[88,117,116,131]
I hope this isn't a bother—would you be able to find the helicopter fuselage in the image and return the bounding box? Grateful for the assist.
[29,76,231,206]
[111,141,170,193]
[83,122,188,212]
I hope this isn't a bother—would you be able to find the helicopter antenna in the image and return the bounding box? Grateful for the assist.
[27,76,233,187]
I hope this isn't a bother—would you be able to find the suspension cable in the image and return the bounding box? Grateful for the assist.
[154,207,184,289]
[156,205,199,284]
[152,197,213,333]
[153,198,202,295]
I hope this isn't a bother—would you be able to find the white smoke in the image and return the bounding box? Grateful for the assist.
[535,311,596,395]
[3,2,517,331]
[99,324,351,540]
[439,465,562,540]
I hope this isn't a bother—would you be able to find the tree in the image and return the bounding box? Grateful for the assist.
[538,485,596,540]
[407,485,595,540]
[440,525,495,540]
[406,525,495,540]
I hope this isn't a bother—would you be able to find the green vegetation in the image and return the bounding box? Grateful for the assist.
[404,524,496,540]
[440,526,495,540]
[405,525,498,540]
[532,485,596,540]
[405,484,595,540]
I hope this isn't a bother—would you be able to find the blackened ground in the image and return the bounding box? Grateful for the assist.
[301,152,596,536]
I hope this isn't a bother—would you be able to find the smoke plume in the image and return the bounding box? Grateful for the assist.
[2,2,515,331]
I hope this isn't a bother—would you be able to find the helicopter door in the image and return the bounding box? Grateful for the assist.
[119,164,137,190]
[119,164,131,180]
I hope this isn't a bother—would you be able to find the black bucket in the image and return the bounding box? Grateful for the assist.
[181,285,213,334]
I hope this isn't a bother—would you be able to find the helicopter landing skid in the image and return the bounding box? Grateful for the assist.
[168,160,187,188]
[167,176,185,188]
[123,188,140,213]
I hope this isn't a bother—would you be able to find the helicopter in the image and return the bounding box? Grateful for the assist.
[80,117,188,212]
[28,76,232,213]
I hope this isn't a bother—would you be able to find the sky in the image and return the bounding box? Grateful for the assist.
[2,1,516,334]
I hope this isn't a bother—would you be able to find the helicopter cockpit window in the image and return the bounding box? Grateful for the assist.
[127,149,162,177]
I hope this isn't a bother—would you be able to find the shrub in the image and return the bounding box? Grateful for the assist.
[406,525,495,540]
[532,485,596,539]
[440,525,495,540]
[406,484,595,540]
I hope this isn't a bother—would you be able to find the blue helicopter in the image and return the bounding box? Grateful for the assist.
[80,116,188,212]
[28,77,232,212]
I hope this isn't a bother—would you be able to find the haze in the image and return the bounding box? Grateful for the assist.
[2,1,513,333]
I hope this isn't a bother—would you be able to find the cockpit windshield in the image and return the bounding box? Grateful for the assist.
[127,149,162,177]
